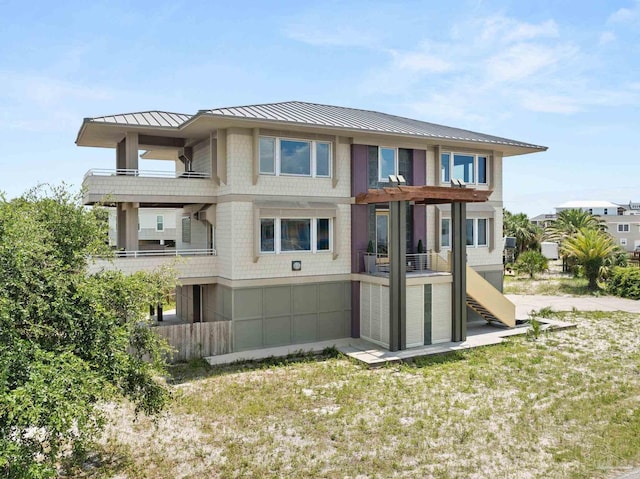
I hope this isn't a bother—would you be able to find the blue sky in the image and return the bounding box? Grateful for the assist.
[0,0,638,216]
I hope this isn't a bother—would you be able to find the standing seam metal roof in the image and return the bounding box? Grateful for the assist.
[85,101,545,150]
[200,101,545,149]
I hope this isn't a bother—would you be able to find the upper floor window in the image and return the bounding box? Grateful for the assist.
[441,218,488,248]
[156,215,164,232]
[260,217,332,254]
[259,136,331,177]
[182,216,191,244]
[378,147,398,182]
[441,152,488,185]
[618,223,630,233]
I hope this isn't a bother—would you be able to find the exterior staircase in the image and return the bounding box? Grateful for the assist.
[466,266,515,327]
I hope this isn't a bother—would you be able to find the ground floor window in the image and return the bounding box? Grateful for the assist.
[261,217,332,254]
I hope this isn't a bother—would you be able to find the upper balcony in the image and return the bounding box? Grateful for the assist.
[88,248,218,282]
[82,169,216,206]
[356,251,451,278]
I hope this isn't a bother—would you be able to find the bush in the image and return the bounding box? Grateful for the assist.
[606,266,640,299]
[514,250,548,279]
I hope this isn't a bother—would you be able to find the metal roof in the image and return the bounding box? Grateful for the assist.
[200,101,546,150]
[557,200,621,209]
[82,101,546,151]
[89,111,192,128]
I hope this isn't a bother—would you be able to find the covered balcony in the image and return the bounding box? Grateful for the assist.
[88,248,217,282]
[82,168,215,206]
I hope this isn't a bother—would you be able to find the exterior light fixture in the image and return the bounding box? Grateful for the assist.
[291,260,302,271]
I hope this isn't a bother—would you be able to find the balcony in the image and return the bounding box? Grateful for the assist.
[82,169,216,206]
[88,248,217,280]
[358,251,451,277]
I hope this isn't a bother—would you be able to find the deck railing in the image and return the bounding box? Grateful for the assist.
[83,169,211,180]
[359,250,451,275]
[97,248,216,259]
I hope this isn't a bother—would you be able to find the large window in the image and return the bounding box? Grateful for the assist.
[259,136,331,177]
[441,218,488,248]
[618,224,630,233]
[378,147,398,182]
[260,217,332,254]
[441,152,489,185]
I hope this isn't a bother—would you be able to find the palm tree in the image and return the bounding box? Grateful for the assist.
[503,209,542,256]
[561,228,618,290]
[545,209,606,243]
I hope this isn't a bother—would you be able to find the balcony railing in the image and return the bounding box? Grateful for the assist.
[359,250,451,275]
[83,169,211,180]
[97,248,216,259]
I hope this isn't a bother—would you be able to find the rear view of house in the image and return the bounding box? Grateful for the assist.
[76,101,546,355]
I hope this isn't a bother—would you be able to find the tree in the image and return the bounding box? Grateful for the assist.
[503,209,542,256]
[561,228,618,290]
[545,209,606,243]
[0,185,175,478]
[513,250,548,279]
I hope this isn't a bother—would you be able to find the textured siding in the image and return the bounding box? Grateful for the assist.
[406,285,424,348]
[192,138,211,175]
[88,255,217,279]
[431,283,452,343]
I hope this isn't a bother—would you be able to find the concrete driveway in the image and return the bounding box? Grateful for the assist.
[506,294,640,320]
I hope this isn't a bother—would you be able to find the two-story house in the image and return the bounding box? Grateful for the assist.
[77,101,546,355]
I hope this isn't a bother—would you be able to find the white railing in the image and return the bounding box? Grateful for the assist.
[101,248,217,259]
[83,169,211,180]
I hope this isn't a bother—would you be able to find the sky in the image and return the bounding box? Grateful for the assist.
[0,0,638,217]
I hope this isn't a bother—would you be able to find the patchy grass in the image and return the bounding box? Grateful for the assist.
[64,312,640,479]
[504,274,596,296]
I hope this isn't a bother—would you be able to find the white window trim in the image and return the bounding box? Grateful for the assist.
[260,217,333,254]
[618,223,630,232]
[440,151,489,186]
[156,214,164,232]
[620,238,628,246]
[441,217,489,248]
[378,147,398,182]
[259,136,332,178]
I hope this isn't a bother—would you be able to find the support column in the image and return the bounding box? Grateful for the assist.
[124,203,139,252]
[125,132,139,171]
[389,199,407,351]
[116,203,126,250]
[451,201,467,342]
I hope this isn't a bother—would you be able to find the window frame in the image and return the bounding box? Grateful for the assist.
[259,216,333,254]
[441,217,489,248]
[440,151,490,186]
[620,238,628,246]
[156,214,164,232]
[378,147,398,182]
[259,136,332,178]
[618,223,630,233]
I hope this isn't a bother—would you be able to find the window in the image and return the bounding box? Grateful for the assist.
[441,218,489,248]
[259,136,331,177]
[182,216,191,244]
[604,208,608,215]
[379,147,397,182]
[156,215,164,232]
[621,238,628,246]
[440,152,489,185]
[260,217,332,254]
[441,218,450,248]
[618,224,630,233]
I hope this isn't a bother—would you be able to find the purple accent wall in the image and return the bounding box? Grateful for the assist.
[351,205,369,273]
[351,281,360,338]
[412,150,427,249]
[412,149,426,186]
[351,144,369,196]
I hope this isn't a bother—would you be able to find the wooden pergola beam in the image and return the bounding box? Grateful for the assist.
[355,185,493,205]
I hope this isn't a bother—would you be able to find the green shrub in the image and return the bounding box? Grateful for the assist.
[514,250,548,279]
[606,266,640,299]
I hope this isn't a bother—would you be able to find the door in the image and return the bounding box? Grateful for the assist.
[193,285,201,323]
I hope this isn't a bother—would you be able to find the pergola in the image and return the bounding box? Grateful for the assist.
[356,179,493,351]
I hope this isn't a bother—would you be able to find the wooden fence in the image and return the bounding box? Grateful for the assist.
[153,321,232,363]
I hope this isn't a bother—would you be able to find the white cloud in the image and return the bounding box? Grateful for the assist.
[388,50,452,73]
[486,43,574,84]
[285,24,378,48]
[477,16,559,43]
[599,31,617,44]
[608,2,640,24]
[519,93,582,114]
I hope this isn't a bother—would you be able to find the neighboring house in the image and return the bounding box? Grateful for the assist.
[77,101,546,355]
[551,201,640,252]
[530,213,556,228]
[107,207,178,249]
